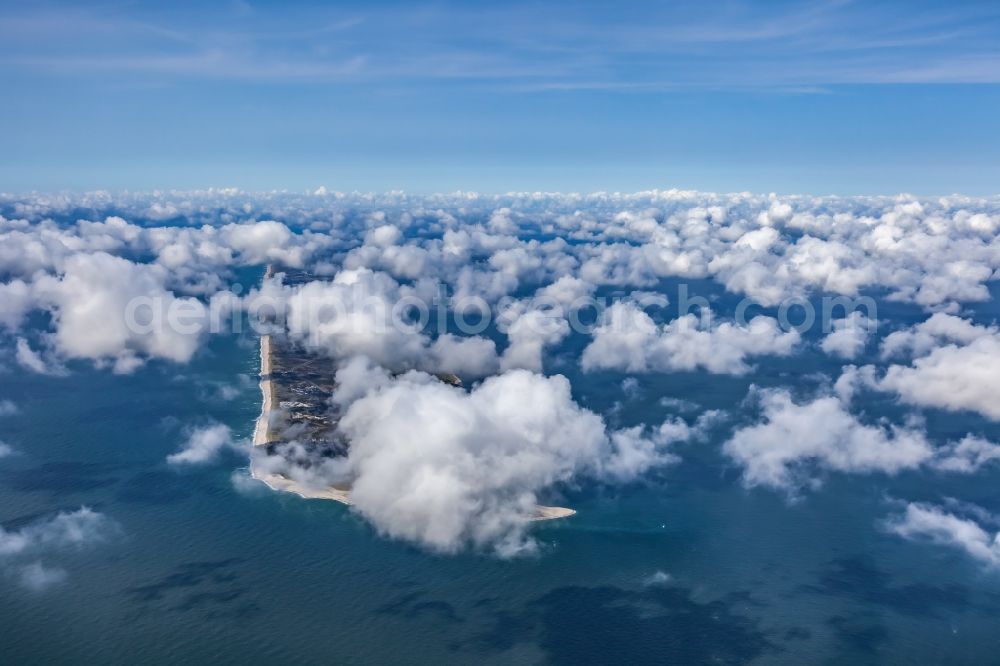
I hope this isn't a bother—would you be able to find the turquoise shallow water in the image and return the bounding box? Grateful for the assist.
[2,313,1000,664]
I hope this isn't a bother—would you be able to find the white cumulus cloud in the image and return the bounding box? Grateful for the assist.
[723,389,933,492]
[582,302,800,375]
[305,361,686,556]
[886,502,1000,567]
[820,312,873,360]
[167,423,238,466]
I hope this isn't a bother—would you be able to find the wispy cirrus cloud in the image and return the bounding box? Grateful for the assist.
[2,1,1000,86]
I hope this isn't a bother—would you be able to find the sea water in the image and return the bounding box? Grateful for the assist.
[2,290,1000,664]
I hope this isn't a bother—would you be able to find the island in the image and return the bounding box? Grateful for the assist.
[250,266,575,521]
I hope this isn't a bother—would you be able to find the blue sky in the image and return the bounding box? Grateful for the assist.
[2,0,1000,194]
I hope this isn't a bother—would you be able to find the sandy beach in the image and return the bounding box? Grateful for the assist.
[255,472,353,504]
[250,333,274,447]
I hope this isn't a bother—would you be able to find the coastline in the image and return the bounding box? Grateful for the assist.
[249,328,355,505]
[250,333,274,447]
[248,266,574,521]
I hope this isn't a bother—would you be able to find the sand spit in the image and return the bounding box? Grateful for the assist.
[255,472,353,505]
[531,505,577,521]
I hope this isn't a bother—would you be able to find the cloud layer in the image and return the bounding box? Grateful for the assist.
[3,189,1000,555]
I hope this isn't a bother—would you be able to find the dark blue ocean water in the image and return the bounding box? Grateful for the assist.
[2,303,1000,664]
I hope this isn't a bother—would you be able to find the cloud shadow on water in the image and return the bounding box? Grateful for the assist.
[125,558,245,603]
[376,591,464,624]
[123,558,259,621]
[460,583,774,665]
[800,556,982,619]
[826,613,889,657]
